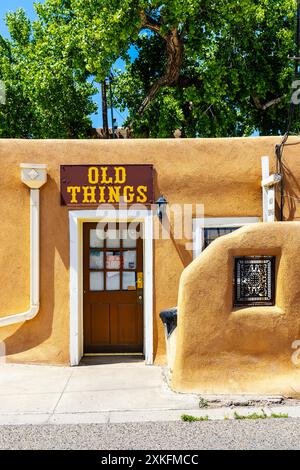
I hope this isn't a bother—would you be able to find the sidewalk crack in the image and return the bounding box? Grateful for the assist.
[50,369,75,421]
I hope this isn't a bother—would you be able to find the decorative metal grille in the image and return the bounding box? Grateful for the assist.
[204,227,239,249]
[234,256,275,307]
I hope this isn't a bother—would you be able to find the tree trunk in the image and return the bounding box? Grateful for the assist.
[138,29,183,115]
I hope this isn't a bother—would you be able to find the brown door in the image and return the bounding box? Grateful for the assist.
[83,222,143,353]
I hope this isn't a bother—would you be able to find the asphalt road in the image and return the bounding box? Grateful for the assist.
[0,419,299,450]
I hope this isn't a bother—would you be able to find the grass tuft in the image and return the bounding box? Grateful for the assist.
[181,414,209,422]
[234,409,288,420]
[199,397,209,408]
[270,412,289,419]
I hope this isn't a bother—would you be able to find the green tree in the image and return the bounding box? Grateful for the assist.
[34,0,297,137]
[0,1,298,138]
[0,8,97,138]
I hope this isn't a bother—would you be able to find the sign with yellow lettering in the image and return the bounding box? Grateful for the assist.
[60,164,154,206]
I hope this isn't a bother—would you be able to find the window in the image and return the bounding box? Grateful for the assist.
[192,217,260,259]
[88,225,138,291]
[233,256,275,307]
[203,227,239,249]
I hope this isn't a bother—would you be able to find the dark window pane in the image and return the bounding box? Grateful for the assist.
[204,227,239,249]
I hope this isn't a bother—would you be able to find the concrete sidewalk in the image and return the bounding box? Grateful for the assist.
[0,359,300,425]
[0,358,198,424]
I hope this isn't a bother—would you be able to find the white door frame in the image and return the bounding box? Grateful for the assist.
[69,209,154,366]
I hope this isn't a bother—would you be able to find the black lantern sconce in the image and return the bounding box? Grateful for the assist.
[156,195,168,221]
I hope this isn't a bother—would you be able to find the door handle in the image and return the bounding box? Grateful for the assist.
[137,289,143,304]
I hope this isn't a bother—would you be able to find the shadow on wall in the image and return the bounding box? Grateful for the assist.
[3,175,69,360]
[153,169,193,269]
[282,157,300,221]
[171,222,300,396]
[152,172,193,361]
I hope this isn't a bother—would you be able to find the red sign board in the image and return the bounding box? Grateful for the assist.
[60,164,154,206]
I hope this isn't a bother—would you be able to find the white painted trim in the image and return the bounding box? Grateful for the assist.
[69,209,153,366]
[69,212,81,365]
[20,163,47,169]
[192,217,260,259]
[0,187,46,327]
[202,217,260,227]
[0,162,48,326]
[261,174,281,188]
[192,218,203,260]
[261,156,278,223]
[262,156,270,222]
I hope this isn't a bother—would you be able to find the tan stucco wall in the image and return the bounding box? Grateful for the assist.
[172,222,300,396]
[0,137,299,365]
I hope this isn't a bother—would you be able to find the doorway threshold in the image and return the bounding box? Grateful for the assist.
[80,353,145,366]
[83,353,144,357]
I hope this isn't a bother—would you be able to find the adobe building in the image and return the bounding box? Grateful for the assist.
[0,136,300,395]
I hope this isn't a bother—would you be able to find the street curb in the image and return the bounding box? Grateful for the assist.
[0,404,299,425]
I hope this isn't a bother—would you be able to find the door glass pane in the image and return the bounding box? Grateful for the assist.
[106,272,120,290]
[123,250,136,270]
[90,229,105,248]
[123,272,136,290]
[106,229,120,248]
[121,228,137,248]
[90,272,104,291]
[89,250,104,269]
[106,251,121,269]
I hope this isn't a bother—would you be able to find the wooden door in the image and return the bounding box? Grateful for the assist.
[83,222,143,353]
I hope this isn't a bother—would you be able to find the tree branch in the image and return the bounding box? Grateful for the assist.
[138,27,184,114]
[140,11,162,35]
[177,75,202,89]
[252,93,284,111]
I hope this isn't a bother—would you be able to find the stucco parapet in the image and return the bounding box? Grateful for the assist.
[172,221,300,395]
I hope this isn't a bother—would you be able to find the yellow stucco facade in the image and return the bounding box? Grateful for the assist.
[0,136,299,370]
[172,222,300,396]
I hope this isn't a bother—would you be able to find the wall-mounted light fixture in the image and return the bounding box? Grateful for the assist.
[156,195,168,221]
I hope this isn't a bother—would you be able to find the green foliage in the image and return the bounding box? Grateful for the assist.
[234,410,289,419]
[181,414,209,422]
[270,412,289,418]
[0,0,298,138]
[112,0,297,137]
[0,8,97,138]
[199,397,209,408]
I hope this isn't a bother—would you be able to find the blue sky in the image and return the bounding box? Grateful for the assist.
[0,0,128,128]
[0,1,39,38]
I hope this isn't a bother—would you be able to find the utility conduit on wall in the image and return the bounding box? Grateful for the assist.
[0,164,47,327]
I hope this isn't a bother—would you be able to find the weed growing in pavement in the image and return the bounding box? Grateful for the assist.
[234,410,288,420]
[198,397,209,408]
[181,414,209,422]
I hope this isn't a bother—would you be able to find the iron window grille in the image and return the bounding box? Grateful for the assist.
[204,227,239,249]
[233,256,275,307]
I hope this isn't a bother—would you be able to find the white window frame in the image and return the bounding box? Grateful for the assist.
[192,217,260,259]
